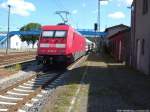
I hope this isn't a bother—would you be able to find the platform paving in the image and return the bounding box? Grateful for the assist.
[73,53,150,112]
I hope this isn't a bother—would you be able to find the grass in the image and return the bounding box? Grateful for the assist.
[42,62,87,112]
[42,84,81,112]
[0,63,22,77]
[53,85,79,112]
[73,84,89,112]
[5,63,22,72]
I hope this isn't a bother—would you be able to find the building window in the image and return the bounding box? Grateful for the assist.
[16,42,18,46]
[131,2,135,12]
[143,0,148,15]
[141,39,145,55]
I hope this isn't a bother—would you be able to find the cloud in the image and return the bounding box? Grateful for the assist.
[117,0,133,6]
[72,9,78,14]
[100,1,109,6]
[82,3,86,7]
[108,11,125,19]
[0,0,36,16]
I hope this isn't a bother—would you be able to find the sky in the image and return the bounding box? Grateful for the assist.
[0,0,133,31]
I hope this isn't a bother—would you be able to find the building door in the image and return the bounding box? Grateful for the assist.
[119,40,122,61]
[149,49,150,75]
[137,40,141,69]
[149,56,150,75]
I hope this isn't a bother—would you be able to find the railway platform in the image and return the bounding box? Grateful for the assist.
[42,53,150,112]
[72,53,150,112]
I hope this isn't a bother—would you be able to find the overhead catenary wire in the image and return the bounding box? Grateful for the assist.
[52,0,78,28]
[52,0,66,11]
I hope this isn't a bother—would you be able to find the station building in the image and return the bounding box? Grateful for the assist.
[131,0,150,75]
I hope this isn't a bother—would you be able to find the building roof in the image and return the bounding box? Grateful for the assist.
[105,24,129,32]
[108,28,130,40]
[105,24,130,39]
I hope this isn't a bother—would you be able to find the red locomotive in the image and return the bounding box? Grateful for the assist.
[36,24,86,65]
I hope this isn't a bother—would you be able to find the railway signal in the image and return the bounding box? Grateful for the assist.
[94,23,98,31]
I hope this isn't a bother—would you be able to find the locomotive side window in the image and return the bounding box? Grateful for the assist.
[42,31,54,38]
[55,31,66,38]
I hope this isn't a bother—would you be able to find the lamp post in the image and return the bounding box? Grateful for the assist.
[6,5,11,54]
[98,0,100,32]
[97,0,108,55]
[98,0,108,32]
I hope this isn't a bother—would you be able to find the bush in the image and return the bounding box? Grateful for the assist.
[15,64,21,71]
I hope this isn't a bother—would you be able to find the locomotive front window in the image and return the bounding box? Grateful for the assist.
[42,31,54,38]
[55,31,66,38]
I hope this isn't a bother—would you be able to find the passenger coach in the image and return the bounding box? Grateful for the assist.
[36,24,86,65]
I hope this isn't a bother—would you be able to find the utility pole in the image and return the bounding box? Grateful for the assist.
[55,11,70,24]
[127,5,133,65]
[97,0,108,55]
[6,5,11,54]
[98,0,108,32]
[98,0,100,32]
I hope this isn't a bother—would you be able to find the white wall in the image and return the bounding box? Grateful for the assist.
[21,41,38,49]
[10,35,21,49]
[11,35,38,49]
[132,0,150,75]
[0,35,38,49]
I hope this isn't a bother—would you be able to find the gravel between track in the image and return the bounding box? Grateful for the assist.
[19,72,68,112]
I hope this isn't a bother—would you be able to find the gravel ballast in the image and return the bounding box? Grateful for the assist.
[19,73,67,112]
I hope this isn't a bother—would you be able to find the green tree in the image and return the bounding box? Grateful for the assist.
[20,23,41,48]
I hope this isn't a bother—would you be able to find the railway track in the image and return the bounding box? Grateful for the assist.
[0,52,35,61]
[0,71,64,112]
[0,55,35,66]
[0,55,87,112]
